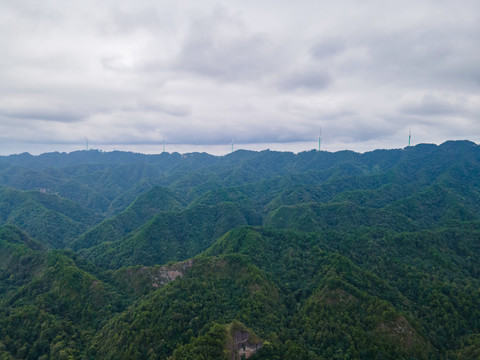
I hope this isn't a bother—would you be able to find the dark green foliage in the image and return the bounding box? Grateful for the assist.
[92,256,285,359]
[0,225,46,296]
[79,202,261,269]
[70,186,183,251]
[0,226,120,359]
[294,283,430,359]
[171,323,229,360]
[171,321,262,360]
[0,141,480,359]
[0,188,100,248]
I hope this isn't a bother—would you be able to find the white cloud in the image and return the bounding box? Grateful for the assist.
[1,0,480,155]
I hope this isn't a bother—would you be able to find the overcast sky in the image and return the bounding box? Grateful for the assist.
[1,0,479,155]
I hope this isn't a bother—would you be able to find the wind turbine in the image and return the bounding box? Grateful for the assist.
[318,128,322,151]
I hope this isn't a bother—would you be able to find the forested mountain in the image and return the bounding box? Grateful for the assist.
[0,188,100,248]
[0,140,479,359]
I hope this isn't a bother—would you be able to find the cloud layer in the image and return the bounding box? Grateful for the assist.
[1,0,479,155]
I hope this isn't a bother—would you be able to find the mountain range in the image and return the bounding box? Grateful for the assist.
[0,140,479,359]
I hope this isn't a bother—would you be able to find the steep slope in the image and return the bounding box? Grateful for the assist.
[171,321,263,360]
[293,276,430,359]
[205,225,480,357]
[92,255,286,359]
[0,188,100,248]
[79,202,261,269]
[264,185,479,233]
[71,186,184,251]
[0,226,120,359]
[0,225,46,296]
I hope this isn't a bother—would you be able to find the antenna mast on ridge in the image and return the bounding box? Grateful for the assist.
[231,137,235,153]
[408,128,412,147]
[163,138,165,153]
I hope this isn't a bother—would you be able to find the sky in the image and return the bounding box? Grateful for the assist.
[1,0,479,155]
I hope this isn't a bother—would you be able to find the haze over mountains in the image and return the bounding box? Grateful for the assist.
[0,140,479,359]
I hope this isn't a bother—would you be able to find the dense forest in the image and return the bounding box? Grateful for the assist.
[0,140,479,359]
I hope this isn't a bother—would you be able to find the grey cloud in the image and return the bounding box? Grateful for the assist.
[134,108,320,145]
[173,6,280,81]
[136,100,192,117]
[0,98,86,123]
[110,6,161,33]
[317,116,404,144]
[383,113,479,145]
[0,110,81,123]
[98,5,170,36]
[277,69,332,92]
[165,124,312,145]
[400,94,473,117]
[3,1,62,25]
[360,26,480,88]
[277,100,353,121]
[310,39,345,60]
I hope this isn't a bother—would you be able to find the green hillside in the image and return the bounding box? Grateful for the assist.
[205,225,480,357]
[0,225,120,359]
[0,141,479,359]
[92,255,285,359]
[79,202,261,269]
[0,188,100,248]
[70,186,184,251]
